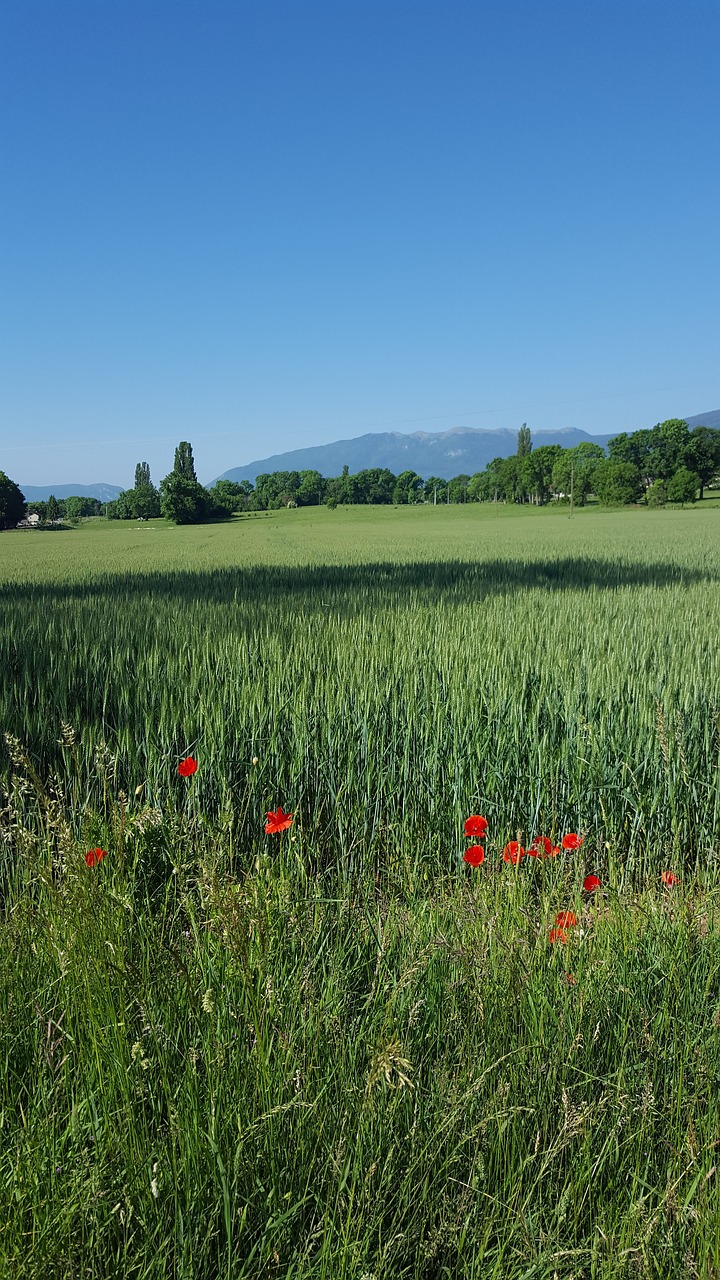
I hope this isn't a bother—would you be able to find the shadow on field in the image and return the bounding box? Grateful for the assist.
[2,556,714,609]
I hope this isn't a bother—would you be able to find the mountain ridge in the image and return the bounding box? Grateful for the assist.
[16,411,720,496]
[214,409,720,484]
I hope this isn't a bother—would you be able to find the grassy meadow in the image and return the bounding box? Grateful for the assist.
[2,503,720,1278]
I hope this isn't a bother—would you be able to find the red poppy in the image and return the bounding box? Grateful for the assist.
[565,972,576,985]
[555,910,577,928]
[178,757,198,777]
[528,835,553,857]
[549,927,568,944]
[85,847,107,868]
[502,841,525,864]
[463,845,485,868]
[265,806,293,834]
[464,815,488,838]
[583,874,601,893]
[661,870,679,887]
[561,833,583,850]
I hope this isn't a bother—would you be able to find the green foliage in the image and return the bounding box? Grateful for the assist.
[393,470,424,504]
[46,493,60,522]
[666,466,700,506]
[160,473,209,524]
[646,479,667,508]
[161,442,209,524]
[592,459,643,505]
[517,422,532,456]
[0,471,26,529]
[134,461,152,489]
[173,441,198,482]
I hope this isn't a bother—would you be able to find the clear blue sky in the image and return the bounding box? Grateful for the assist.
[2,0,719,488]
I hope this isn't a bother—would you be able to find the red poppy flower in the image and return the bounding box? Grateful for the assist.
[565,972,576,985]
[502,841,525,864]
[85,847,107,868]
[555,910,577,928]
[528,835,552,857]
[463,845,485,868]
[549,927,568,944]
[178,757,198,777]
[661,870,679,887]
[561,833,583,850]
[583,874,601,893]
[265,806,293,834]
[464,815,488,838]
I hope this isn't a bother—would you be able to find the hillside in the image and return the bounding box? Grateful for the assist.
[214,426,615,485]
[215,411,720,485]
[18,482,124,503]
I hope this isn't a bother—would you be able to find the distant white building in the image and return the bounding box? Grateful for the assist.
[17,513,40,528]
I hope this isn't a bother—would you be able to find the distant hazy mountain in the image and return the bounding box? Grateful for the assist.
[685,409,720,431]
[214,426,615,485]
[18,483,124,503]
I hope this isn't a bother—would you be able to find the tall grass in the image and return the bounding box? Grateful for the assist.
[2,505,720,1277]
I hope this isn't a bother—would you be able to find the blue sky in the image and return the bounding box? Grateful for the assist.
[2,0,719,488]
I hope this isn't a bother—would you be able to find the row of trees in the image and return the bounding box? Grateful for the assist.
[5,420,720,531]
[193,420,719,514]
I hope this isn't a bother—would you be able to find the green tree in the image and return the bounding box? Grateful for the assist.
[685,426,720,500]
[393,470,424,504]
[129,461,161,518]
[297,470,326,505]
[648,420,690,482]
[46,494,60,523]
[666,467,699,506]
[208,480,247,516]
[254,472,300,509]
[517,423,532,457]
[551,443,605,506]
[423,476,448,504]
[592,460,643,505]
[160,443,209,524]
[173,442,198,481]
[521,445,563,505]
[448,474,471,503]
[0,471,26,529]
[351,469,395,504]
[646,480,667,508]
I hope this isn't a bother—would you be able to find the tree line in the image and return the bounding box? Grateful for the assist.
[2,419,720,531]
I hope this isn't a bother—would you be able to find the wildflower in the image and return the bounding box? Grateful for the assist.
[583,874,601,893]
[565,973,576,985]
[562,833,583,850]
[555,911,577,928]
[464,815,488,838]
[265,806,293,834]
[549,927,568,944]
[661,870,679,887]
[502,841,525,864]
[85,847,107,868]
[177,757,197,777]
[463,845,485,868]
[528,835,552,857]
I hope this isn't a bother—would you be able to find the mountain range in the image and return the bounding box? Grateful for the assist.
[18,410,720,499]
[214,409,720,485]
[18,482,124,503]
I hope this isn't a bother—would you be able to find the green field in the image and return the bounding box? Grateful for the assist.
[2,506,720,1278]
